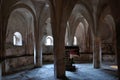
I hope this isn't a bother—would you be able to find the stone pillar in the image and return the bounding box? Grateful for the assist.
[34,18,43,67]
[50,4,66,79]
[116,46,120,80]
[53,34,66,79]
[0,2,2,79]
[67,36,74,46]
[93,37,102,68]
[115,22,120,79]
[35,42,42,67]
[49,0,78,79]
[92,2,102,68]
[50,3,66,79]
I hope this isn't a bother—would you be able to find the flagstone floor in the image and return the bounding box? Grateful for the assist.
[2,63,118,80]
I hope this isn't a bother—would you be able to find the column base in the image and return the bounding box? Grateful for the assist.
[94,66,100,69]
[93,64,101,69]
[56,75,68,80]
[34,64,42,68]
[35,59,42,68]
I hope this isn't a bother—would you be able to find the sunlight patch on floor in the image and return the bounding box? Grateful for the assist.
[110,65,118,69]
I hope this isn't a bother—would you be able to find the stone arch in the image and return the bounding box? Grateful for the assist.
[7,7,35,48]
[98,6,115,46]
[38,4,51,46]
[4,6,35,74]
[68,3,93,51]
[7,2,37,66]
[104,15,116,42]
[7,1,36,19]
[5,1,36,41]
[37,4,51,64]
[74,4,93,34]
[41,17,53,64]
[75,21,89,52]
[98,6,116,64]
[42,17,53,44]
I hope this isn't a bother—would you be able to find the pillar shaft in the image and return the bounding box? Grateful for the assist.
[0,2,3,79]
[117,47,120,80]
[49,0,78,79]
[115,22,120,79]
[53,32,66,79]
[68,36,74,46]
[93,37,101,68]
[34,18,43,67]
[35,42,42,67]
[51,18,66,79]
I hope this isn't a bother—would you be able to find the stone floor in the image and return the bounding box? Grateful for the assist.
[2,63,118,80]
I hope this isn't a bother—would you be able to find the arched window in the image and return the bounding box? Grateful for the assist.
[45,36,53,46]
[73,36,77,45]
[13,32,22,46]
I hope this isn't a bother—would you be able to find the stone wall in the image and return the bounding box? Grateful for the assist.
[3,9,35,74]
[5,56,34,73]
[4,43,34,74]
[42,46,54,63]
[42,46,53,54]
[41,44,116,63]
[73,53,116,63]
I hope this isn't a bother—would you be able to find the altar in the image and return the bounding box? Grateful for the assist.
[65,46,79,71]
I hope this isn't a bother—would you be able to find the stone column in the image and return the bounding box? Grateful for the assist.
[34,22,43,67]
[50,3,66,79]
[108,1,120,79]
[53,33,66,79]
[116,44,120,80]
[35,42,42,67]
[34,14,43,67]
[92,2,102,68]
[115,22,120,79]
[49,0,78,79]
[93,37,102,68]
[50,6,67,79]
[0,2,2,80]
[67,36,74,46]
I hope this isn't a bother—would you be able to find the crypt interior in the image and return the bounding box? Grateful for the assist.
[0,0,120,80]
